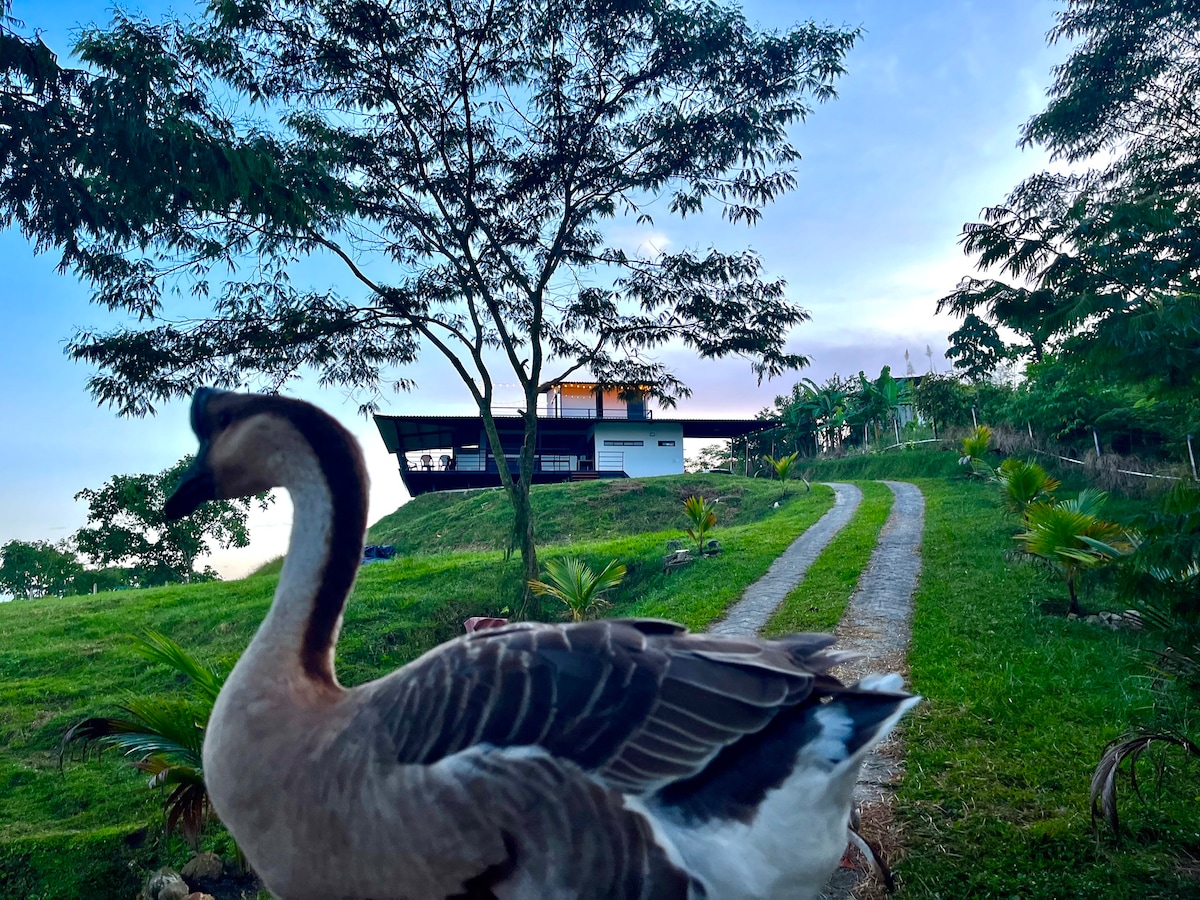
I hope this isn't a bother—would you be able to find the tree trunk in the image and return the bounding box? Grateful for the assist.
[1067,576,1082,616]
[476,409,540,619]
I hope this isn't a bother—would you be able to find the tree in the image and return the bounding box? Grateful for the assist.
[762,451,800,498]
[3,2,857,600]
[912,373,970,437]
[943,1,1200,400]
[0,539,83,598]
[527,557,626,622]
[1014,489,1129,617]
[73,457,270,587]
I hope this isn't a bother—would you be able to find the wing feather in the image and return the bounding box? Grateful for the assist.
[357,618,852,794]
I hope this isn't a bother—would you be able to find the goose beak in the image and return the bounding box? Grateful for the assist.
[164,450,216,520]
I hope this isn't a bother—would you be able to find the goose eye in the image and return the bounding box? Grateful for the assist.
[217,410,233,429]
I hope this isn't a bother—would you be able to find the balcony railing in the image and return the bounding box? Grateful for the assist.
[487,405,652,420]
[403,453,621,474]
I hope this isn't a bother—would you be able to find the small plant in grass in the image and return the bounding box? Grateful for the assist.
[60,631,226,847]
[959,425,993,477]
[683,495,718,552]
[1012,489,1130,616]
[528,556,626,622]
[762,452,800,497]
[995,457,1060,519]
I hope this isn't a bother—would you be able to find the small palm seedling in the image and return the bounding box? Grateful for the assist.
[762,452,800,498]
[995,457,1060,519]
[60,631,226,847]
[683,495,718,552]
[1013,489,1130,616]
[959,425,993,477]
[528,556,626,622]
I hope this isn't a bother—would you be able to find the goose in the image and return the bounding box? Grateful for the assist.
[164,388,919,900]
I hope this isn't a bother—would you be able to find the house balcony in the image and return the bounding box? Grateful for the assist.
[400,450,627,494]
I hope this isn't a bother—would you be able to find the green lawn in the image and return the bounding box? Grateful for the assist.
[4,457,1198,899]
[0,476,832,898]
[894,476,1200,899]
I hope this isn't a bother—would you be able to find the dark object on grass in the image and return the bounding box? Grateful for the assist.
[361,545,396,565]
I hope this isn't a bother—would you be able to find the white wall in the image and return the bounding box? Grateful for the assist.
[591,422,684,477]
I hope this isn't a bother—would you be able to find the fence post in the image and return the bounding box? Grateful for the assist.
[1093,428,1102,457]
[1027,421,1033,441]
[971,406,978,430]
[1189,434,1198,481]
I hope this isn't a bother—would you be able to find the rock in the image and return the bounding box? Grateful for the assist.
[180,852,223,883]
[159,882,191,900]
[1066,612,1079,621]
[184,894,216,900]
[143,868,186,900]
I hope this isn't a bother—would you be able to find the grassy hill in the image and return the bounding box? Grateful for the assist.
[0,474,830,898]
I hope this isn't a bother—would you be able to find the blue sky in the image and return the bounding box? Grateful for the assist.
[0,0,1065,577]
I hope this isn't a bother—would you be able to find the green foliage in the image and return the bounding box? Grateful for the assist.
[3,0,859,597]
[1014,490,1130,615]
[761,451,800,497]
[959,425,993,477]
[942,0,1200,454]
[60,632,226,848]
[995,458,1060,519]
[72,456,271,587]
[912,373,971,434]
[528,557,626,622]
[0,539,82,598]
[682,495,719,551]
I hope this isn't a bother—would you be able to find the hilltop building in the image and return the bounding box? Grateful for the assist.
[373,382,765,496]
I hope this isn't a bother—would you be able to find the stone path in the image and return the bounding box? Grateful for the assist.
[824,481,925,900]
[709,483,862,637]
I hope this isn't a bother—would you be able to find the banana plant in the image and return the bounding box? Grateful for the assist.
[528,556,626,622]
[60,631,226,847]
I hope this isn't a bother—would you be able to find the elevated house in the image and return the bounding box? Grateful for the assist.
[373,382,767,497]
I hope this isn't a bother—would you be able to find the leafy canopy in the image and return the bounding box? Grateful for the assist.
[73,456,272,587]
[0,539,83,598]
[3,0,857,596]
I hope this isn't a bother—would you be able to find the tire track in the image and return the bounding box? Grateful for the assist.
[708,483,863,638]
[824,480,925,900]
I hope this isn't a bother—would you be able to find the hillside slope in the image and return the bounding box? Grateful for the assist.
[0,476,831,898]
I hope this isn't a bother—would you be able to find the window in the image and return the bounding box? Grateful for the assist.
[603,439,643,446]
[658,440,676,447]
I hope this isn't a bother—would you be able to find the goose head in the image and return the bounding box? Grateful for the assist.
[164,387,369,686]
[165,387,357,517]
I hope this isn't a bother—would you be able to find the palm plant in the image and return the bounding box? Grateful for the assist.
[959,425,993,477]
[528,556,626,622]
[1088,484,1200,836]
[762,451,800,497]
[60,631,225,847]
[995,457,1060,519]
[1013,490,1130,616]
[683,495,718,551]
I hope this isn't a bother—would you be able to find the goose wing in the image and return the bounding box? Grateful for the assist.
[354,618,855,793]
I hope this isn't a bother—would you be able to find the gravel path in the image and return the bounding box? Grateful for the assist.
[708,483,863,638]
[824,480,925,900]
